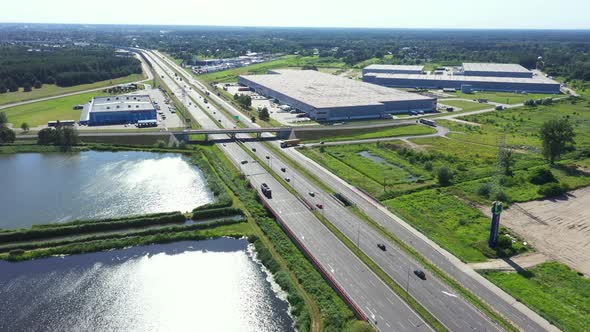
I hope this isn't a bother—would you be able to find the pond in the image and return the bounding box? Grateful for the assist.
[0,151,215,229]
[0,238,294,332]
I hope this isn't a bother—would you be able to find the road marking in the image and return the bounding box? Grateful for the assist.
[442,291,457,298]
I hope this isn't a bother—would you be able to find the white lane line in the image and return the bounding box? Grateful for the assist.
[442,291,458,298]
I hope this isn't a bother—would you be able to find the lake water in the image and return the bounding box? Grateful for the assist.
[0,151,215,229]
[0,238,295,332]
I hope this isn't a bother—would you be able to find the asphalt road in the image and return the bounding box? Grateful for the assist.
[143,49,432,331]
[150,51,510,331]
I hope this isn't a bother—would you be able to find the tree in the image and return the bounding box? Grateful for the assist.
[23,82,32,92]
[55,126,80,150]
[0,112,7,126]
[0,127,16,143]
[539,119,576,164]
[250,116,256,123]
[436,166,453,186]
[20,122,30,133]
[498,146,515,176]
[37,128,57,145]
[0,81,6,94]
[33,80,43,89]
[259,107,270,121]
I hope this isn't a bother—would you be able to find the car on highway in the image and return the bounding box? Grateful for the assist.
[285,177,291,182]
[315,203,323,209]
[261,183,272,198]
[265,155,270,160]
[280,167,286,172]
[377,243,386,251]
[308,192,315,197]
[252,148,256,152]
[240,160,248,165]
[414,269,426,280]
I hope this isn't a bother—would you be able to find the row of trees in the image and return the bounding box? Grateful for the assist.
[37,126,80,149]
[0,46,142,93]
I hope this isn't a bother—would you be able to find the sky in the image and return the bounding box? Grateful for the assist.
[2,0,590,29]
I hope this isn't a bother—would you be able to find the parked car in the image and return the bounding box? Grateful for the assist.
[377,243,386,251]
[414,269,426,280]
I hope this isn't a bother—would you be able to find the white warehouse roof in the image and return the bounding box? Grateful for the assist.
[239,69,432,109]
[462,63,531,74]
[363,64,425,71]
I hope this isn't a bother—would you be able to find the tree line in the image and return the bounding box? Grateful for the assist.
[0,46,142,93]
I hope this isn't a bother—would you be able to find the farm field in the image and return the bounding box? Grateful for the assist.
[0,73,144,106]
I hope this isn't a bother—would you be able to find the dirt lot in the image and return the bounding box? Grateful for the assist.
[485,186,590,276]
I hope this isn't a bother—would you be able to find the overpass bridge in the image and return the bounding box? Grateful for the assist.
[170,127,293,141]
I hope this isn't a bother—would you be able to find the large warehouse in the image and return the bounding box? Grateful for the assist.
[80,95,157,126]
[462,63,533,78]
[362,62,561,94]
[362,64,425,76]
[237,70,436,121]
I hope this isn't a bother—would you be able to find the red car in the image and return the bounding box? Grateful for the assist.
[315,203,323,209]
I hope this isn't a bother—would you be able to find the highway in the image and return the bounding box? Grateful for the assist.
[142,49,433,331]
[149,50,511,331]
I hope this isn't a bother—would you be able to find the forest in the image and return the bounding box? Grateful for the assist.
[1,24,589,83]
[0,46,142,93]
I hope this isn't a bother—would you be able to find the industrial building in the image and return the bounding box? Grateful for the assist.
[362,64,425,76]
[79,95,157,126]
[462,63,533,78]
[362,62,561,94]
[238,70,436,121]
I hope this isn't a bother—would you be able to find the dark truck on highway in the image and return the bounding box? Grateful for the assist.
[261,183,272,199]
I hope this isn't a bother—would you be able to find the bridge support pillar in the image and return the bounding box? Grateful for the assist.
[204,133,208,142]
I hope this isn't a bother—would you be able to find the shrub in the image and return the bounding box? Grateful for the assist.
[0,126,16,143]
[424,161,433,171]
[538,182,569,197]
[494,190,510,203]
[529,168,557,185]
[477,183,492,197]
[436,166,453,186]
[155,140,167,148]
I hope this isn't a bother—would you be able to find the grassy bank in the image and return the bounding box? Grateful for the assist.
[299,124,436,143]
[482,262,590,332]
[0,73,145,106]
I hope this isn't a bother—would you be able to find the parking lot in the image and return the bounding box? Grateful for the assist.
[217,83,316,126]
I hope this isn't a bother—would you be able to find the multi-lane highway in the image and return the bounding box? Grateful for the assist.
[142,49,433,331]
[147,49,558,332]
[145,49,515,331]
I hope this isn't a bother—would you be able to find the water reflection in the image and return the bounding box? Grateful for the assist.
[0,238,294,332]
[0,151,215,228]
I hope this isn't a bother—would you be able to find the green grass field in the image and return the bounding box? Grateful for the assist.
[385,189,528,262]
[0,73,145,106]
[482,262,590,332]
[3,91,110,127]
[196,55,347,84]
[437,100,493,113]
[300,124,436,142]
[446,91,560,105]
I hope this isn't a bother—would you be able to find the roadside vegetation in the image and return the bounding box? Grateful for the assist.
[298,124,436,143]
[482,262,590,332]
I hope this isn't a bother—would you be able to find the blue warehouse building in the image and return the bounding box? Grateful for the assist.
[80,95,157,126]
[363,62,561,94]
